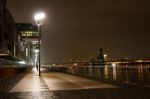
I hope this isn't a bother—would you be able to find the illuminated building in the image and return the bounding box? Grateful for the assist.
[15,23,39,66]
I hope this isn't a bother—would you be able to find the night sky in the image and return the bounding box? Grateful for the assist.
[7,0,150,63]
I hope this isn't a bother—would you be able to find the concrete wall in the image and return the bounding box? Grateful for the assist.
[0,67,28,79]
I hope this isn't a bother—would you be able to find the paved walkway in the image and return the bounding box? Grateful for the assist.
[0,67,149,99]
[10,68,116,92]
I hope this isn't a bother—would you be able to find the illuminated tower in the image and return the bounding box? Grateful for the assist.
[97,48,105,65]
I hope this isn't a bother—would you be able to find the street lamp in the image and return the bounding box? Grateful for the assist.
[34,12,45,76]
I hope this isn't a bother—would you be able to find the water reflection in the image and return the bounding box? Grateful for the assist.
[112,63,117,80]
[104,64,150,84]
[69,64,150,85]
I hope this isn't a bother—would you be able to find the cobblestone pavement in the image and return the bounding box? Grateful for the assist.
[0,70,149,99]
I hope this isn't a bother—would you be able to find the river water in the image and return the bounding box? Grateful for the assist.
[69,64,150,85]
[104,64,150,84]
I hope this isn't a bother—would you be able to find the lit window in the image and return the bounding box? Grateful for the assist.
[22,34,26,36]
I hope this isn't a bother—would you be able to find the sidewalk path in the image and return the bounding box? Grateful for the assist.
[10,67,116,92]
[0,67,149,99]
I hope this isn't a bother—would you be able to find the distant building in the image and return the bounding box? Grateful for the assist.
[88,48,106,65]
[97,48,105,65]
[15,23,39,66]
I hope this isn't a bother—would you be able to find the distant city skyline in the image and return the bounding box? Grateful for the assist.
[7,0,150,63]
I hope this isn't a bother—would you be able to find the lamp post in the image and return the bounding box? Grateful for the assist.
[34,12,45,76]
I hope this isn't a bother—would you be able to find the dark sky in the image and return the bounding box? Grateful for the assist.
[7,0,150,63]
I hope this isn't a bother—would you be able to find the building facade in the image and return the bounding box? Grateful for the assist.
[0,0,17,57]
[15,23,39,66]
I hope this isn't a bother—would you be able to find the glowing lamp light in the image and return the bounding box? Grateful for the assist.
[19,61,26,65]
[34,49,39,53]
[34,12,45,20]
[34,12,46,26]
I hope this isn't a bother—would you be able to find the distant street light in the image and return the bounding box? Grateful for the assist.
[34,12,45,76]
[104,54,107,59]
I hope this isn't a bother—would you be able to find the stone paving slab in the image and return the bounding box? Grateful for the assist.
[10,74,49,92]
[10,70,117,92]
[42,72,117,90]
[0,68,149,99]
[0,73,26,92]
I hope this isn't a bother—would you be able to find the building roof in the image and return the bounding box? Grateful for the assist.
[15,23,38,31]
